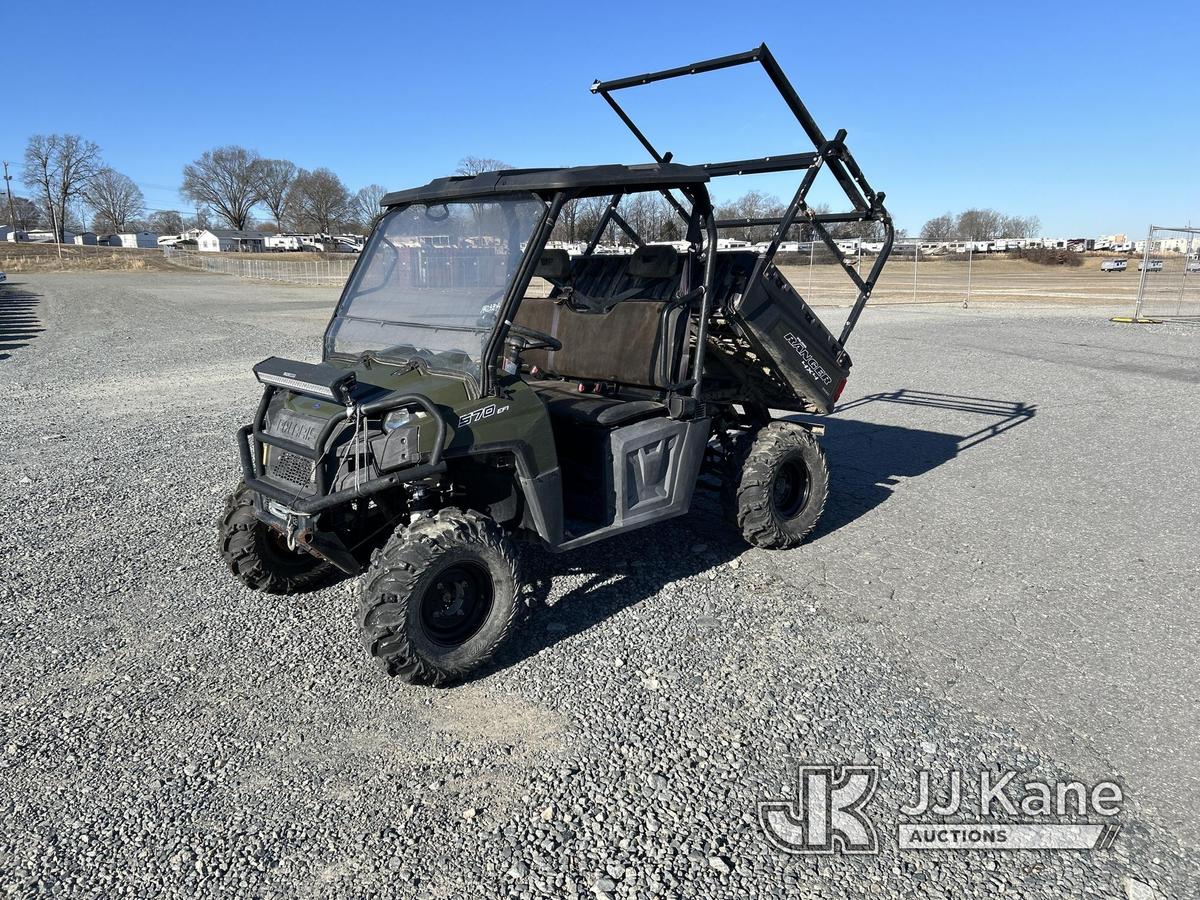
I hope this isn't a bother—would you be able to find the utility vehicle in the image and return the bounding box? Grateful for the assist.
[219,45,894,684]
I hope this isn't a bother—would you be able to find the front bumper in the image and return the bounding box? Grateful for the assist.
[236,385,447,516]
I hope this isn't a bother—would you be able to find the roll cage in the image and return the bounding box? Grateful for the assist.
[369,43,893,403]
[589,43,894,347]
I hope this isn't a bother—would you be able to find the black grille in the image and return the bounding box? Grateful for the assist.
[272,451,314,486]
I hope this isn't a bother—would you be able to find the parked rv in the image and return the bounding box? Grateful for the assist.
[1139,260,1164,272]
[1100,259,1127,272]
[265,235,304,252]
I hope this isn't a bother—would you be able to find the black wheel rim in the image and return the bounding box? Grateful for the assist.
[771,456,811,519]
[420,562,493,647]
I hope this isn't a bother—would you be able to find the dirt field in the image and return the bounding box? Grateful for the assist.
[0,243,173,273]
[780,256,1147,310]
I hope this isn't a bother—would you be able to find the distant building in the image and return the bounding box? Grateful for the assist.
[26,229,75,244]
[73,232,98,246]
[196,228,266,253]
[114,231,158,249]
[1133,237,1198,255]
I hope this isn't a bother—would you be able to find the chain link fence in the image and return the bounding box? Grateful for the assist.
[776,240,977,308]
[152,241,1148,316]
[162,248,357,286]
[1132,226,1200,321]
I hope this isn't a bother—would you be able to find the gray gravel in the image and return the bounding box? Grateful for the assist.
[1,271,1195,898]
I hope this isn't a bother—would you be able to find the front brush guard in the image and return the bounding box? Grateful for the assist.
[236,387,447,516]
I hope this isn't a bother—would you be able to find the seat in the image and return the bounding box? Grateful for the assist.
[516,245,690,392]
[529,380,665,427]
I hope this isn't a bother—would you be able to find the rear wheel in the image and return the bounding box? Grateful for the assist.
[358,508,520,685]
[724,422,829,549]
[219,484,335,594]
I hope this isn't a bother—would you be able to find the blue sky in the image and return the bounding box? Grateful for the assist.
[6,1,1197,237]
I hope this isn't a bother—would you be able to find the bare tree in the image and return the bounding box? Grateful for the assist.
[257,159,297,232]
[181,146,263,230]
[193,208,214,230]
[289,168,351,233]
[551,198,580,243]
[82,167,144,232]
[1001,214,1040,238]
[954,208,1005,241]
[9,196,43,230]
[148,209,186,236]
[455,156,509,177]
[622,192,658,242]
[352,183,388,232]
[23,134,101,240]
[572,196,611,244]
[920,213,955,241]
[835,219,886,242]
[715,190,785,243]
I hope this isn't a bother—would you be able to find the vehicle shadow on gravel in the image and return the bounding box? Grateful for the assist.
[471,491,743,681]
[469,389,1035,680]
[806,389,1036,539]
[0,283,44,361]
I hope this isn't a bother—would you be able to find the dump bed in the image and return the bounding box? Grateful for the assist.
[727,259,849,414]
[702,250,849,414]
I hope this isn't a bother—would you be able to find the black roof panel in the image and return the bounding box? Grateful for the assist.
[380,163,708,207]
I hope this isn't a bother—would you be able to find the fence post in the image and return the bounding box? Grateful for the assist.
[913,242,918,302]
[1134,225,1153,319]
[965,245,973,307]
[807,240,815,296]
[1176,229,1193,317]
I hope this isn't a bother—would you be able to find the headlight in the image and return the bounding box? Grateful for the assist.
[383,409,412,431]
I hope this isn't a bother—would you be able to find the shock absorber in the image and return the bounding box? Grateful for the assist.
[404,480,440,523]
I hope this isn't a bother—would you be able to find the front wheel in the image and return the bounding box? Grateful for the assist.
[218,484,335,594]
[358,508,520,685]
[724,422,830,549]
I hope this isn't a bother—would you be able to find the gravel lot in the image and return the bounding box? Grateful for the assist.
[2,271,1196,899]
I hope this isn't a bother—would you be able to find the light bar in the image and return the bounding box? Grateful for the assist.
[255,371,340,401]
[252,356,356,403]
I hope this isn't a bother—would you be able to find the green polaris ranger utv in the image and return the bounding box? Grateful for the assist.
[219,45,893,684]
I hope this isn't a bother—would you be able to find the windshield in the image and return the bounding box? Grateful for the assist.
[325,195,546,378]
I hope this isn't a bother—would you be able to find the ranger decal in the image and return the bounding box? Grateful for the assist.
[783,332,833,386]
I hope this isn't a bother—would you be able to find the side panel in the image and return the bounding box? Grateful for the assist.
[555,416,710,551]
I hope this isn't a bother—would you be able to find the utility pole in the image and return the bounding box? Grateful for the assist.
[2,161,16,230]
[47,196,65,268]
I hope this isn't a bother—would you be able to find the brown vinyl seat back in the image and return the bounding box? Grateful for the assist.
[515,246,690,390]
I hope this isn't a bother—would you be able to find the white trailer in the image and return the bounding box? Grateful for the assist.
[265,235,304,252]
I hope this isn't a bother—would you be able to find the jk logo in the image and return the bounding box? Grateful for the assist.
[759,765,880,855]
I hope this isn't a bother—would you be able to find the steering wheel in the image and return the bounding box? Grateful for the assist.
[507,323,561,352]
